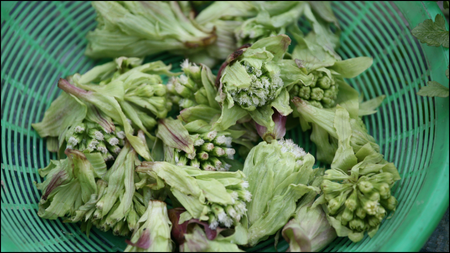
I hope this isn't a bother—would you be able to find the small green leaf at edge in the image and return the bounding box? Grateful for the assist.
[411,14,449,48]
[417,81,449,97]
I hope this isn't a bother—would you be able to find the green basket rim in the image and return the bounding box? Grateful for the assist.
[0,1,448,252]
[377,1,449,251]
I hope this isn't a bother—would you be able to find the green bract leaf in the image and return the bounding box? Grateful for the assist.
[181,225,244,252]
[308,1,339,28]
[156,118,195,154]
[331,106,358,170]
[282,198,337,252]
[411,14,449,48]
[32,92,87,138]
[137,162,250,229]
[243,140,319,246]
[358,95,386,116]
[329,57,373,79]
[417,81,450,97]
[212,100,249,132]
[124,200,172,252]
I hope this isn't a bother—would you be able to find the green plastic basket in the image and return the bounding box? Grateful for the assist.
[1,1,449,252]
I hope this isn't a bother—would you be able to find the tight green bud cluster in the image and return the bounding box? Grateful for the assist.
[136,162,251,230]
[64,120,125,161]
[36,133,161,238]
[214,34,312,138]
[167,60,204,109]
[290,71,339,109]
[173,130,235,171]
[321,169,398,243]
[314,106,401,243]
[218,36,287,112]
[287,3,373,110]
[33,57,177,161]
[157,118,242,171]
[228,62,284,109]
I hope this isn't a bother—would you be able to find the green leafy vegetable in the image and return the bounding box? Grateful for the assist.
[417,81,449,98]
[242,139,319,246]
[180,225,244,252]
[213,34,311,143]
[124,200,173,252]
[282,170,337,252]
[314,106,400,243]
[157,118,243,171]
[136,161,251,232]
[85,1,217,60]
[411,14,449,48]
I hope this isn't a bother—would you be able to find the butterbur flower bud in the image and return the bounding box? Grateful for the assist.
[213,135,227,145]
[200,143,215,152]
[345,192,358,212]
[191,158,201,168]
[209,157,222,169]
[369,172,394,185]
[318,76,332,89]
[201,131,217,142]
[208,213,219,230]
[175,80,193,98]
[96,142,108,154]
[348,231,364,243]
[104,133,119,146]
[67,136,80,146]
[380,196,398,211]
[108,145,122,155]
[177,156,188,166]
[214,35,295,133]
[88,128,104,141]
[74,123,86,133]
[115,126,126,139]
[202,162,215,171]
[86,138,99,151]
[225,206,238,220]
[137,162,249,232]
[234,200,247,215]
[181,59,201,82]
[322,180,352,196]
[368,215,381,227]
[375,183,391,199]
[375,206,386,220]
[235,189,252,202]
[299,86,311,99]
[330,190,352,214]
[358,181,373,194]
[113,220,126,236]
[370,192,381,202]
[349,218,365,231]
[197,151,210,161]
[211,147,226,157]
[186,150,197,160]
[355,207,367,219]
